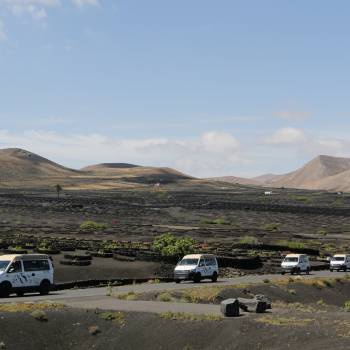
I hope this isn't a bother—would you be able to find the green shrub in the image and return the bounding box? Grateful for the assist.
[239,236,258,245]
[157,292,173,302]
[153,233,195,257]
[344,301,350,312]
[289,195,313,204]
[263,223,281,231]
[30,310,48,322]
[80,221,108,231]
[201,218,231,225]
[277,240,306,249]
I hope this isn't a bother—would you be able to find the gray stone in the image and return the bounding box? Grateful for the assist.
[220,298,240,317]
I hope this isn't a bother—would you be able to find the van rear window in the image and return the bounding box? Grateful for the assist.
[23,260,50,272]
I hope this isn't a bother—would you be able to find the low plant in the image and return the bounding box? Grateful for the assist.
[98,312,126,327]
[117,291,138,301]
[156,292,173,302]
[80,221,108,231]
[344,300,350,312]
[160,312,221,321]
[263,223,281,231]
[30,310,48,322]
[239,236,258,245]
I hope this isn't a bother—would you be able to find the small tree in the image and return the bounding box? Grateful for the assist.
[153,233,195,257]
[55,184,63,200]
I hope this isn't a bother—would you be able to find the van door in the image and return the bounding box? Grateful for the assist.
[299,257,306,271]
[5,261,26,288]
[22,259,50,286]
[197,258,209,277]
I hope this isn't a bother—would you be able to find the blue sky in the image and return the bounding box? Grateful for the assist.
[0,0,350,177]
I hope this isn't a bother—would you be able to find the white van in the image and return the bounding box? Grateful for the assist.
[281,254,310,275]
[330,254,350,272]
[0,254,54,297]
[174,254,219,283]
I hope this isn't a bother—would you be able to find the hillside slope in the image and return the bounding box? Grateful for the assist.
[267,155,350,189]
[0,148,77,180]
[81,163,192,184]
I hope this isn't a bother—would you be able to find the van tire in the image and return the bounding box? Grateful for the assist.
[193,273,201,283]
[0,281,12,298]
[306,267,310,275]
[174,279,181,284]
[39,280,51,295]
[211,272,218,282]
[16,291,24,297]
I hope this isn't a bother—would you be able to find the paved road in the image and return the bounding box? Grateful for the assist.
[0,270,346,315]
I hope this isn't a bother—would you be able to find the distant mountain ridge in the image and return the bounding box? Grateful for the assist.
[0,148,192,188]
[210,155,350,192]
[0,148,77,179]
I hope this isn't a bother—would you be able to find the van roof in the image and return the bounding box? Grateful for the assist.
[334,254,348,257]
[0,254,50,261]
[182,254,216,259]
[285,254,307,258]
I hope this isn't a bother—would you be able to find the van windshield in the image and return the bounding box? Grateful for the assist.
[284,257,298,262]
[0,261,10,272]
[333,257,345,261]
[178,259,198,266]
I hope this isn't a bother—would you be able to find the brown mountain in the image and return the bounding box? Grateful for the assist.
[0,148,77,180]
[208,176,261,186]
[81,163,192,184]
[209,155,350,192]
[267,155,350,189]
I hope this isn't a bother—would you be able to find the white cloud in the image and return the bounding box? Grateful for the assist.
[0,130,247,177]
[2,0,60,20]
[262,127,350,161]
[0,20,6,41]
[0,0,98,20]
[71,0,98,7]
[263,127,307,145]
[274,110,311,121]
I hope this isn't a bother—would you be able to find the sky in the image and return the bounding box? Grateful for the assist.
[1,0,350,178]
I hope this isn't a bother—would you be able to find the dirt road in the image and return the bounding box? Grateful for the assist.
[0,270,346,315]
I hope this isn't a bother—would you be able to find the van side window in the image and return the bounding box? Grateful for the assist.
[198,259,205,267]
[8,261,22,273]
[205,258,216,266]
[23,260,50,272]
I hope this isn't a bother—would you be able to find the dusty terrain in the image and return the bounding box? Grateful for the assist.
[1,276,350,349]
[0,183,349,281]
[212,154,350,192]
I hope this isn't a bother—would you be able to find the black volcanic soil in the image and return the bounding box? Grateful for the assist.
[1,184,350,280]
[0,308,349,350]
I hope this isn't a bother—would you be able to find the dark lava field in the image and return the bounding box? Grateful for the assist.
[1,181,350,281]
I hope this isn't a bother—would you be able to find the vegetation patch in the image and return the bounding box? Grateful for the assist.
[255,315,315,327]
[152,233,195,257]
[98,311,126,327]
[160,311,221,322]
[0,302,65,313]
[30,310,48,322]
[117,291,138,301]
[239,236,258,244]
[80,220,109,231]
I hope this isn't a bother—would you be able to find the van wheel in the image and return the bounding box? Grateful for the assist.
[174,279,181,284]
[211,272,218,282]
[39,280,51,295]
[16,291,24,297]
[193,273,201,283]
[0,282,12,298]
[306,268,310,275]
